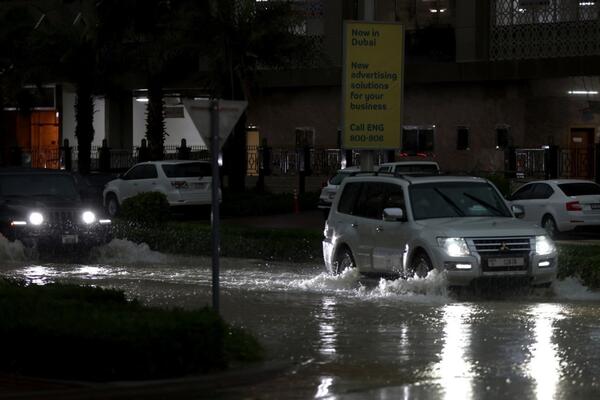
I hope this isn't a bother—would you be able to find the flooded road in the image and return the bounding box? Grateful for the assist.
[2,238,600,399]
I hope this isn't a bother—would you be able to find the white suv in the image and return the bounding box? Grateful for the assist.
[322,174,557,287]
[103,160,215,216]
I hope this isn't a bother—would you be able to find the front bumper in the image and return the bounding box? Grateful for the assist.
[7,223,112,249]
[431,246,557,287]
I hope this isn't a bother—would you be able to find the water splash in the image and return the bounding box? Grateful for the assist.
[90,239,168,265]
[293,268,450,302]
[296,267,362,292]
[0,234,26,261]
[364,270,449,301]
[553,277,600,301]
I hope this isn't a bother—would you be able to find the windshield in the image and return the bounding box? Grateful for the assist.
[162,162,212,178]
[0,174,79,200]
[409,181,511,220]
[558,182,600,196]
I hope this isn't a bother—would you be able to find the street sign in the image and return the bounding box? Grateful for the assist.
[183,99,248,149]
[342,21,404,150]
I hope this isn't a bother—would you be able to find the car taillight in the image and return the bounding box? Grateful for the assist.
[171,181,188,189]
[566,201,582,211]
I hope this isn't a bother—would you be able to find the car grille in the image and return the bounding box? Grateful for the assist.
[470,237,532,272]
[47,210,76,225]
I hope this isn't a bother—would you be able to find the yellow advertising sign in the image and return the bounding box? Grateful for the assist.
[343,21,404,149]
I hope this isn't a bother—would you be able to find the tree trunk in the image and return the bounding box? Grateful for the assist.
[75,81,94,175]
[146,76,166,161]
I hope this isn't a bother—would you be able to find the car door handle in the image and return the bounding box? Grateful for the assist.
[376,226,383,232]
[351,223,359,228]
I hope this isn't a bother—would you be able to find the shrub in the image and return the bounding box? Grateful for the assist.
[120,192,170,225]
[221,190,319,217]
[112,220,323,262]
[0,279,263,381]
[557,244,600,289]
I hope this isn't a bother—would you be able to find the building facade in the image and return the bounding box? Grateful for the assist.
[3,0,600,183]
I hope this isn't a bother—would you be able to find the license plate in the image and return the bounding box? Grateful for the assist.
[488,257,524,267]
[62,234,79,244]
[591,204,600,210]
[328,193,336,199]
[193,183,207,189]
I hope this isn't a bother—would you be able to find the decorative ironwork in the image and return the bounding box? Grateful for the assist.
[491,0,600,59]
[515,148,546,178]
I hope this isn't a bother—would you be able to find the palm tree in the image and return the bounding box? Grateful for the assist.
[123,0,211,161]
[204,0,317,191]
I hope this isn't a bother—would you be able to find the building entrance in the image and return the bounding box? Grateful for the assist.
[569,128,594,179]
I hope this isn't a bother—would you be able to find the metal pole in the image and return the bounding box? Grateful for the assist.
[361,0,375,172]
[210,98,220,313]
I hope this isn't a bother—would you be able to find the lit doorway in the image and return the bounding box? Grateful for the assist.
[246,128,259,176]
[569,127,594,179]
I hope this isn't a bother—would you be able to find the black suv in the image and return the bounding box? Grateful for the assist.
[0,169,111,250]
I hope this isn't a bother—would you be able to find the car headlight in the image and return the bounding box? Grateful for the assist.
[437,237,470,257]
[535,235,555,256]
[82,211,96,224]
[29,212,44,226]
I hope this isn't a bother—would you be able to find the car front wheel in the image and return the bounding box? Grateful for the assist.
[407,251,433,279]
[106,194,120,217]
[334,246,355,275]
[542,215,559,239]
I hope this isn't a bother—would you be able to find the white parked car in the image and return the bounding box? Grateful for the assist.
[323,174,557,287]
[103,160,215,217]
[508,179,600,238]
[377,160,440,175]
[318,166,360,212]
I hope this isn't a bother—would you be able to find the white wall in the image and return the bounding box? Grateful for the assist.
[61,90,106,147]
[132,100,207,148]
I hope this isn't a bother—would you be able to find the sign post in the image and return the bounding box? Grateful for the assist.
[183,98,247,314]
[342,21,404,159]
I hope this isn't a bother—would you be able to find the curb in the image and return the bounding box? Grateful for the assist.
[0,361,292,400]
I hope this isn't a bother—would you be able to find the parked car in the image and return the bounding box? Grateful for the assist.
[0,168,112,250]
[377,160,440,175]
[319,161,441,216]
[323,174,557,287]
[103,160,215,217]
[318,166,360,213]
[508,179,600,238]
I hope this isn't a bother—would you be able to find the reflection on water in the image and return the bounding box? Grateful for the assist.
[526,303,564,400]
[315,376,334,399]
[435,303,475,400]
[318,296,338,357]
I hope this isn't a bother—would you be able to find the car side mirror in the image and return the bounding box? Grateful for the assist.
[511,204,525,219]
[383,207,405,222]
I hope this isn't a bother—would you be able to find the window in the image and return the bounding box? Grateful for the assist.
[354,182,386,219]
[338,182,362,215]
[558,182,600,196]
[496,126,510,149]
[511,184,534,200]
[457,126,469,150]
[162,162,211,178]
[530,183,554,199]
[124,165,158,180]
[383,184,405,213]
[402,126,434,154]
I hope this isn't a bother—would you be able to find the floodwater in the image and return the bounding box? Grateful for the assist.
[2,237,600,399]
